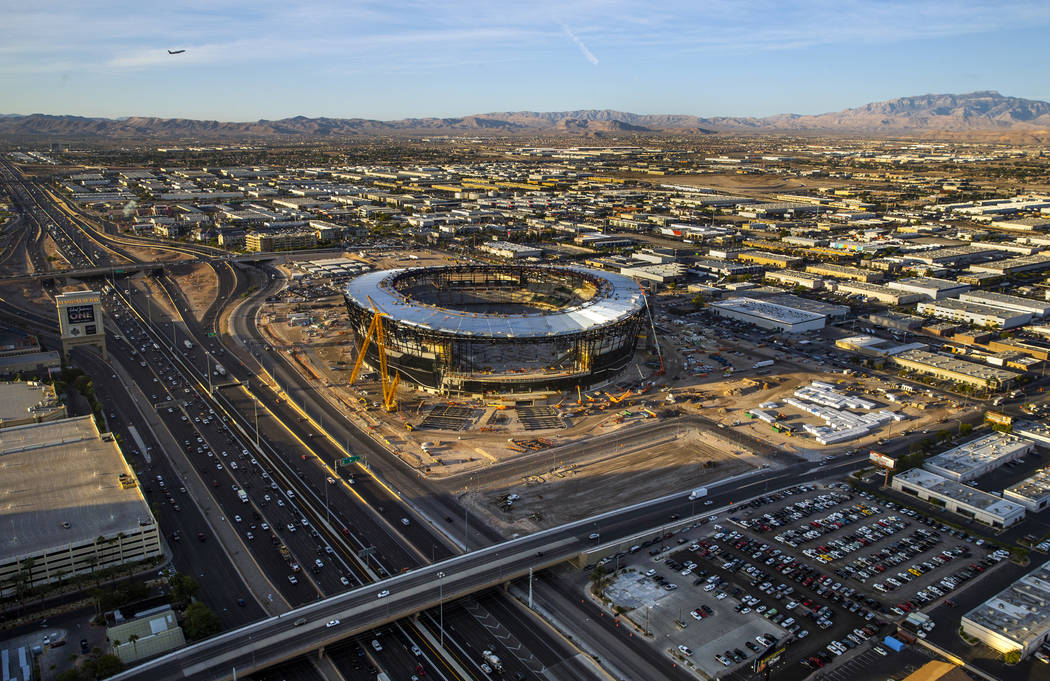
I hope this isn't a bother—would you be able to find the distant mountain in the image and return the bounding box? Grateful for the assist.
[1,92,1048,140]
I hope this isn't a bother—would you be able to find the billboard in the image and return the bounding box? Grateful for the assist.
[65,304,96,325]
[752,644,786,674]
[985,411,1013,427]
[869,451,896,469]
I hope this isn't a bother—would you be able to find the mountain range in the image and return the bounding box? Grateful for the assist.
[2,91,1049,140]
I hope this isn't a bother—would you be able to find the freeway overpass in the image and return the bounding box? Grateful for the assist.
[0,262,165,284]
[108,453,869,681]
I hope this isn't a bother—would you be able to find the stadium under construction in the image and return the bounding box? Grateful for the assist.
[343,264,649,395]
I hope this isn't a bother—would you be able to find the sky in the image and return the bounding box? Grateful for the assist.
[2,0,1049,121]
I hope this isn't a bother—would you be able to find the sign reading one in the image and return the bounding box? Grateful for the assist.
[65,304,96,325]
[869,451,896,469]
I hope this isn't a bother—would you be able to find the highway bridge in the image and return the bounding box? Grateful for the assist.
[106,452,853,681]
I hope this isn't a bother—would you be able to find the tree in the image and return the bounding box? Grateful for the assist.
[183,601,222,640]
[169,573,200,606]
[1004,650,1021,665]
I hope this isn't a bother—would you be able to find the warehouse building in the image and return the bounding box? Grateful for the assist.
[690,259,763,277]
[891,349,1020,390]
[961,561,1050,659]
[832,281,923,306]
[710,297,825,333]
[737,250,803,268]
[868,311,924,331]
[958,291,1050,318]
[620,263,686,284]
[891,468,1026,528]
[887,277,970,301]
[968,254,1050,276]
[805,263,883,282]
[987,338,1050,361]
[764,270,824,290]
[0,416,161,595]
[1003,468,1050,512]
[922,433,1034,482]
[916,299,1032,330]
[480,241,542,259]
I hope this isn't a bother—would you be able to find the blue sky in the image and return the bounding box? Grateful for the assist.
[2,0,1049,121]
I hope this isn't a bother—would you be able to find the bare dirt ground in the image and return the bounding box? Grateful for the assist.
[460,428,753,534]
[119,243,194,264]
[168,263,219,323]
[41,234,71,270]
[131,275,179,320]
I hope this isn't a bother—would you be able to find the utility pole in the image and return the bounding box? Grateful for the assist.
[528,566,534,608]
[437,571,446,650]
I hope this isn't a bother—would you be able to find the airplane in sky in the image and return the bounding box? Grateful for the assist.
[168,49,186,55]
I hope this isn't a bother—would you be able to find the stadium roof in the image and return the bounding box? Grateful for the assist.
[345,266,646,338]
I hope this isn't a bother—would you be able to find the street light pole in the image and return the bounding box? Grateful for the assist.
[437,571,446,649]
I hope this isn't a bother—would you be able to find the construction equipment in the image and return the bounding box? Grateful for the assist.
[636,282,665,375]
[348,298,399,412]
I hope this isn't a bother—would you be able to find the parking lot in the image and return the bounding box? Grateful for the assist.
[596,482,1006,679]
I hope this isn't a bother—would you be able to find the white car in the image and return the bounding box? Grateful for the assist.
[326,619,340,628]
[377,590,390,598]
[678,645,693,656]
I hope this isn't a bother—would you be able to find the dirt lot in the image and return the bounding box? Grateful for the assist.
[461,428,754,534]
[119,243,194,264]
[168,263,219,323]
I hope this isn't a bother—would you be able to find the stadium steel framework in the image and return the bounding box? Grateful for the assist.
[344,264,648,395]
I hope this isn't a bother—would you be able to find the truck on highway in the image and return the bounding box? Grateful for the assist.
[279,544,291,560]
[237,489,248,503]
[688,487,708,500]
[214,364,226,377]
[752,359,775,369]
[183,339,193,350]
[481,650,503,672]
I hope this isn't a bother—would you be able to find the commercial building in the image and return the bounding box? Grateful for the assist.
[619,263,686,284]
[987,337,1050,361]
[1003,468,1050,512]
[0,381,66,428]
[968,254,1050,276]
[961,560,1050,658]
[891,349,1019,390]
[916,299,1032,330]
[922,433,1034,482]
[737,250,803,268]
[890,468,1025,528]
[709,297,826,334]
[480,241,542,259]
[690,259,763,277]
[0,416,161,595]
[805,263,883,282]
[245,230,318,252]
[868,311,924,331]
[957,291,1050,318]
[887,277,970,301]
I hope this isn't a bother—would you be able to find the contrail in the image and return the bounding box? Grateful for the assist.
[558,21,598,66]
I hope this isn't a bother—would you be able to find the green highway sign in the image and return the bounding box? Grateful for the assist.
[339,456,360,465]
[207,331,217,337]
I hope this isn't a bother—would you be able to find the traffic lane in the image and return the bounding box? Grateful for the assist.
[82,356,266,626]
[326,638,386,680]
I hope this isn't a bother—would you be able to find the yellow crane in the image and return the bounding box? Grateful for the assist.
[348,298,399,412]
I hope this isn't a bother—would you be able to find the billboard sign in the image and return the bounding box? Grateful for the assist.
[869,451,896,469]
[752,644,786,674]
[66,304,96,325]
[985,411,1013,427]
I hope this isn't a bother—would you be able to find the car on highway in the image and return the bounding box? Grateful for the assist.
[377,590,390,598]
[326,619,340,628]
[588,532,600,540]
[401,517,411,526]
[288,575,298,584]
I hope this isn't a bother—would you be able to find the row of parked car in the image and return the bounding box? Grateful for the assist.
[740,491,856,534]
[889,549,1009,616]
[800,624,883,669]
[799,514,906,563]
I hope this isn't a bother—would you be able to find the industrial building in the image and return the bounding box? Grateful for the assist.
[961,560,1050,658]
[480,241,542,259]
[832,281,923,306]
[916,299,1032,330]
[1003,468,1050,512]
[922,433,1034,482]
[891,468,1026,528]
[968,254,1050,276]
[764,270,824,290]
[957,291,1050,318]
[987,337,1050,361]
[709,297,826,334]
[805,263,883,282]
[620,263,686,284]
[891,349,1019,390]
[887,277,970,300]
[736,250,803,268]
[0,416,161,595]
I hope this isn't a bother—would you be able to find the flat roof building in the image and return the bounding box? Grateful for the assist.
[764,270,824,290]
[108,606,186,664]
[958,291,1050,318]
[0,416,161,595]
[805,263,883,283]
[480,241,542,259]
[1003,468,1050,512]
[737,250,803,268]
[710,297,826,334]
[0,381,66,428]
[887,277,970,300]
[961,560,1050,658]
[891,349,1020,389]
[916,299,1032,330]
[968,254,1050,276]
[923,433,1034,482]
[891,467,1025,528]
[832,280,923,306]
